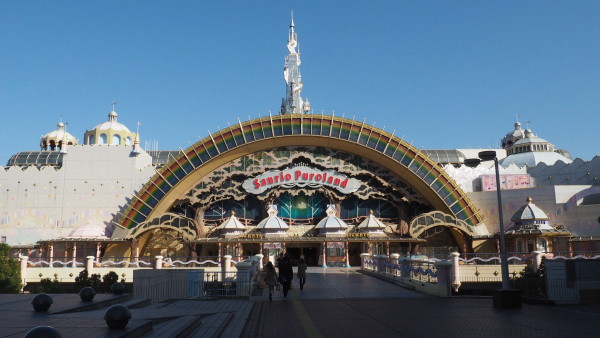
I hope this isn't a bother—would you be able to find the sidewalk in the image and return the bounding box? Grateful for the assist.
[242,267,600,338]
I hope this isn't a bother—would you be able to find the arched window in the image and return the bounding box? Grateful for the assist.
[99,134,107,145]
[88,135,95,144]
[112,134,121,145]
[125,137,132,146]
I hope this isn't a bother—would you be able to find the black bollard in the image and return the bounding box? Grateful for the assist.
[104,304,132,329]
[31,294,53,312]
[78,287,96,302]
[111,282,125,295]
[24,326,62,337]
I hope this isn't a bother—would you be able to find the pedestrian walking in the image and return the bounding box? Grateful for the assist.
[263,261,278,301]
[279,254,293,300]
[297,258,307,290]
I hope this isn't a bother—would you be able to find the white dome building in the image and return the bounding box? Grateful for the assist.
[500,128,572,167]
[84,108,138,146]
[40,121,78,151]
[501,122,526,149]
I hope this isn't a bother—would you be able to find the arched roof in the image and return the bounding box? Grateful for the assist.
[117,114,482,230]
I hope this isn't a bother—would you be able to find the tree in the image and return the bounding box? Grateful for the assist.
[0,243,22,293]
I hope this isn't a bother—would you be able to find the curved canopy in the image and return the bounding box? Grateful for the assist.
[118,114,482,231]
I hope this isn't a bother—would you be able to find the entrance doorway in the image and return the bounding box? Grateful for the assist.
[348,242,363,266]
[286,245,319,266]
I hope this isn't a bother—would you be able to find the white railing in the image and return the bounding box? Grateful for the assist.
[18,254,263,296]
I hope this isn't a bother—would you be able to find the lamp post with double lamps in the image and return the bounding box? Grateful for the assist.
[464,150,520,307]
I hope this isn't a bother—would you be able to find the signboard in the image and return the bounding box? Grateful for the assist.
[326,242,345,249]
[243,166,361,194]
[263,243,282,249]
[481,174,531,191]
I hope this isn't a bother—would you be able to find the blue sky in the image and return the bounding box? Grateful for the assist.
[1,1,599,164]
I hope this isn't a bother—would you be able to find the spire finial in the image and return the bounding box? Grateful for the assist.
[290,10,294,28]
[111,101,117,112]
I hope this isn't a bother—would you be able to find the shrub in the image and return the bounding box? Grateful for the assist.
[34,278,62,294]
[0,243,21,293]
[102,271,119,292]
[517,258,546,298]
[75,269,102,290]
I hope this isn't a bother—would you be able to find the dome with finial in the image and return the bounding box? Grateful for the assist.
[84,105,138,146]
[510,197,549,223]
[91,109,131,133]
[505,197,569,235]
[500,127,572,167]
[216,211,247,230]
[257,205,289,229]
[315,205,348,230]
[216,210,246,238]
[40,121,78,151]
[357,210,386,229]
[501,121,525,149]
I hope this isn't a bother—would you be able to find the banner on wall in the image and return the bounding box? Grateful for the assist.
[481,174,531,191]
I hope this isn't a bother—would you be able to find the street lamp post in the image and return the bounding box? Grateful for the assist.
[477,151,510,290]
[465,151,520,307]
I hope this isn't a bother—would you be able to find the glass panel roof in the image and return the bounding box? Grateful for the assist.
[6,151,64,167]
[421,150,466,165]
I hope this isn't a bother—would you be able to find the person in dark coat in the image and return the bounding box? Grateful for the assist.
[297,258,307,290]
[263,261,278,301]
[279,254,294,300]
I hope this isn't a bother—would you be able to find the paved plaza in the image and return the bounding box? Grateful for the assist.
[1,267,600,337]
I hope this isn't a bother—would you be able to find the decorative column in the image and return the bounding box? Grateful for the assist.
[568,240,574,258]
[360,253,370,270]
[390,253,400,276]
[386,241,390,257]
[86,256,95,274]
[71,243,77,267]
[450,252,461,292]
[49,244,54,267]
[255,254,264,270]
[96,242,102,260]
[133,240,140,267]
[155,255,164,269]
[345,242,351,268]
[434,260,453,297]
[217,243,222,267]
[19,255,28,291]
[322,242,327,268]
[235,261,253,297]
[222,255,232,274]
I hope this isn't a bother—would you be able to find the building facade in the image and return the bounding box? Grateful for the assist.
[2,18,599,265]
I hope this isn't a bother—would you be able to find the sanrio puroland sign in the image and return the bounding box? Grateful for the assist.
[242,166,361,194]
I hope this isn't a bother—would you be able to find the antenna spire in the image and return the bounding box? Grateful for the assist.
[280,14,310,115]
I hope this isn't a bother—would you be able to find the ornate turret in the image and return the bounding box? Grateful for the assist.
[315,205,348,237]
[40,121,78,151]
[84,103,138,146]
[216,211,246,238]
[257,205,289,238]
[280,14,310,115]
